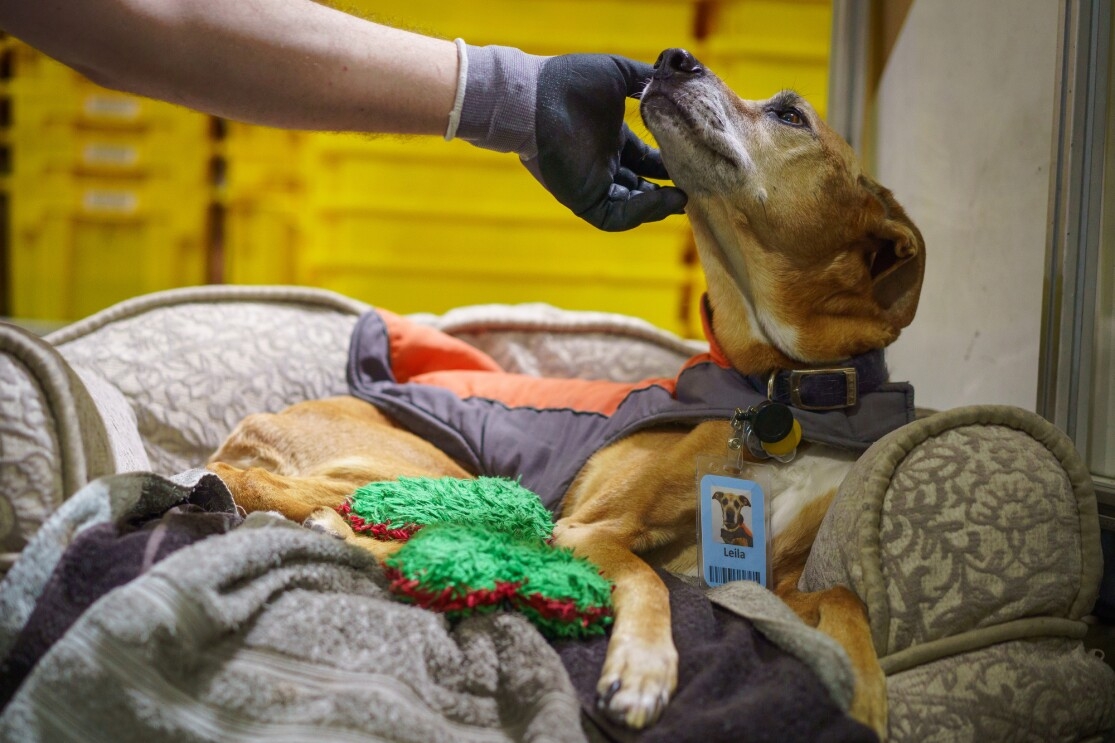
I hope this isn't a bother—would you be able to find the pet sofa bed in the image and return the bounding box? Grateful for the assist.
[0,285,1112,742]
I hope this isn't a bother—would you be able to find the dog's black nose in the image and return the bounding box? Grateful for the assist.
[653,48,703,79]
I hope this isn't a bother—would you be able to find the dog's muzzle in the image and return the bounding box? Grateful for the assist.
[652,48,704,82]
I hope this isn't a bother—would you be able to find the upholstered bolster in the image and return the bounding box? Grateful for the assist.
[886,638,1115,742]
[802,405,1102,657]
[48,286,705,478]
[0,323,115,569]
[50,286,368,476]
[801,404,1115,740]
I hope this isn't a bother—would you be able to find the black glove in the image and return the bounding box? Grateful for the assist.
[452,44,687,232]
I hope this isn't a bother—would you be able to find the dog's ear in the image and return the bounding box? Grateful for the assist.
[860,177,925,330]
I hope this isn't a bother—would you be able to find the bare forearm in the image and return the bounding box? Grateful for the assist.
[0,0,458,133]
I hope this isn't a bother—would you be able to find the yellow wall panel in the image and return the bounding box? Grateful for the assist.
[2,39,212,321]
[333,0,698,58]
[701,0,832,115]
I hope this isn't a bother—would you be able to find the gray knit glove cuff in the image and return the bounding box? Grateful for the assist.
[453,43,544,159]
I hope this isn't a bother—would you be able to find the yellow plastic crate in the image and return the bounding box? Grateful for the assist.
[5,43,206,132]
[304,212,686,280]
[315,267,688,333]
[11,121,211,180]
[222,200,303,286]
[9,171,208,230]
[9,84,202,133]
[299,211,690,333]
[3,40,214,320]
[699,54,830,116]
[704,0,832,58]
[335,0,697,59]
[307,146,562,221]
[700,0,831,115]
[9,207,208,320]
[221,122,306,195]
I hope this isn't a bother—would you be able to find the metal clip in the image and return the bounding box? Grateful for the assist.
[727,407,747,451]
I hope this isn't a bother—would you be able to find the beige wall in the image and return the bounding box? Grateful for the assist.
[872,0,1061,411]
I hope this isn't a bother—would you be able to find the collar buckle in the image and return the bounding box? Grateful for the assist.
[769,367,859,410]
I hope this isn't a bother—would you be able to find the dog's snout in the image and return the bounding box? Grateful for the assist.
[653,48,703,80]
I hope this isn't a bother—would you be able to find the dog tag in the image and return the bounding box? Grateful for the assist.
[695,456,771,589]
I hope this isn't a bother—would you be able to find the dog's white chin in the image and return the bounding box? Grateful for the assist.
[659,148,746,198]
[643,105,750,191]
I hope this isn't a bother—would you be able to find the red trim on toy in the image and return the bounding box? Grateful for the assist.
[337,502,422,541]
[383,566,613,628]
[519,592,614,628]
[384,566,522,612]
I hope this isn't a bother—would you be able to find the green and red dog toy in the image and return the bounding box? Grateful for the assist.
[337,476,614,639]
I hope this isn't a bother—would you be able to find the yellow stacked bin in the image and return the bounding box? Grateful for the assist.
[219,122,307,286]
[1,39,212,321]
[296,132,691,328]
[701,0,832,107]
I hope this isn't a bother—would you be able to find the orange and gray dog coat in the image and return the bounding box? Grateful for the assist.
[347,308,914,512]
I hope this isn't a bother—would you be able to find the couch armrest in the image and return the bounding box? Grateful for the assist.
[50,286,368,476]
[0,322,115,567]
[802,404,1115,741]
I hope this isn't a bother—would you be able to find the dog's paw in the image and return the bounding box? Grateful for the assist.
[596,637,678,729]
[302,507,354,541]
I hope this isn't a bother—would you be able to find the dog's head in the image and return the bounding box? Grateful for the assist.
[712,490,750,529]
[641,49,925,373]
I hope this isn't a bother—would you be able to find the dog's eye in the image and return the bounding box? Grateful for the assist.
[776,109,805,126]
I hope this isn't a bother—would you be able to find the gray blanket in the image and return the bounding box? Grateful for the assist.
[0,472,863,742]
[0,480,585,742]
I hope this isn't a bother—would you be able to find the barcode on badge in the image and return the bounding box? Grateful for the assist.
[707,565,761,584]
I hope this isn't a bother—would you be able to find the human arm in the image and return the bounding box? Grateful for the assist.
[0,0,457,133]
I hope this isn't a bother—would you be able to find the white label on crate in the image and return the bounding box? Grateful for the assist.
[82,189,139,214]
[83,95,142,121]
[82,144,140,167]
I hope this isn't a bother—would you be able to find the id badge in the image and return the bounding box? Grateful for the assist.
[696,455,771,588]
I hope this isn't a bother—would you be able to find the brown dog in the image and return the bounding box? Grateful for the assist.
[714,490,754,547]
[208,48,924,736]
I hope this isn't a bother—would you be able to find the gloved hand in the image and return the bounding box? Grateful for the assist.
[450,43,687,232]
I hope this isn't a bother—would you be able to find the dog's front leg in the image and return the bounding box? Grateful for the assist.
[777,582,887,737]
[552,519,677,729]
[773,491,888,738]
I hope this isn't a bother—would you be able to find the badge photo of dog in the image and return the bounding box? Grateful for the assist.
[208,48,924,736]
[713,490,754,548]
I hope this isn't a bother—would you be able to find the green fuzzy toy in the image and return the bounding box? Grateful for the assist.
[338,477,613,639]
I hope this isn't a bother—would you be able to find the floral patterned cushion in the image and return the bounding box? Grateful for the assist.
[50,286,370,476]
[802,404,1115,741]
